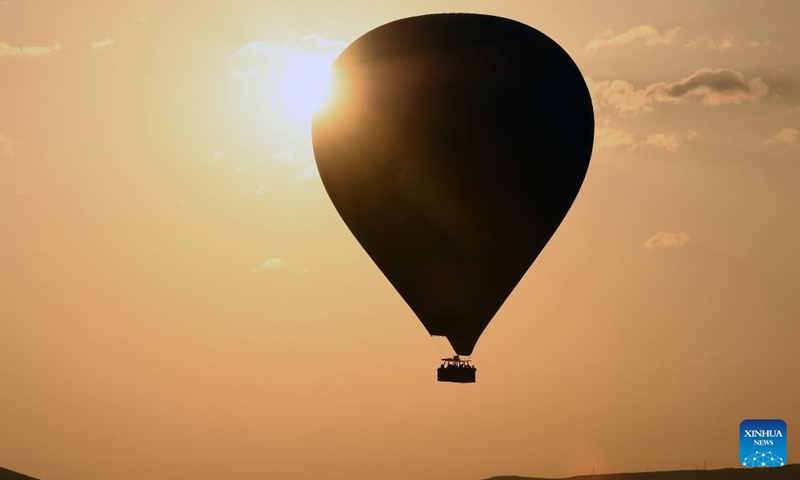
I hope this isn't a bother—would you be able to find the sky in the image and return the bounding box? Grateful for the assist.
[2,1,799,480]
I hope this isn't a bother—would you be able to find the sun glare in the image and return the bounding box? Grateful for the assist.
[279,53,336,123]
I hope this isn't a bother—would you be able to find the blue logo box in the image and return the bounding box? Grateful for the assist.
[740,419,786,467]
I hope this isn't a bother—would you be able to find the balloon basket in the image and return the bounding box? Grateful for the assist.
[437,356,476,383]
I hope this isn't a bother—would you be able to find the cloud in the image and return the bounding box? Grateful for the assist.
[746,40,771,48]
[211,150,223,162]
[236,40,291,57]
[588,68,769,116]
[661,68,768,105]
[642,133,681,152]
[236,35,345,60]
[586,78,657,116]
[231,69,257,79]
[0,134,12,157]
[297,34,346,54]
[596,129,684,152]
[684,34,735,51]
[234,36,346,115]
[645,232,690,249]
[269,149,318,178]
[596,128,636,149]
[89,39,116,50]
[0,41,60,58]
[274,150,299,163]
[765,128,799,148]
[252,257,286,273]
[297,163,319,179]
[133,14,147,23]
[586,25,682,51]
[686,130,699,140]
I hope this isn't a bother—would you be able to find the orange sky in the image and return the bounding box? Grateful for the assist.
[2,1,799,480]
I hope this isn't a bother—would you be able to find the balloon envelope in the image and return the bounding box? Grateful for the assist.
[311,14,594,356]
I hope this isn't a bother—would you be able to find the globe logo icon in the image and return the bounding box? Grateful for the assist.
[742,451,784,467]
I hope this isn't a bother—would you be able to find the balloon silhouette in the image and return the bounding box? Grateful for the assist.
[311,14,594,377]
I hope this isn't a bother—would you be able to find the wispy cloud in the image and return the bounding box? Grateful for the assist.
[297,163,319,180]
[597,129,685,153]
[664,68,768,105]
[0,134,12,158]
[133,14,148,23]
[586,78,655,117]
[684,34,735,51]
[234,35,345,86]
[296,34,346,54]
[236,40,291,57]
[0,41,60,58]
[641,133,681,153]
[269,149,318,179]
[645,232,690,249]
[586,25,682,51]
[236,35,345,61]
[596,128,636,149]
[746,39,771,48]
[274,150,298,163]
[252,257,286,273]
[765,128,799,148]
[89,39,116,50]
[230,69,257,79]
[588,68,769,117]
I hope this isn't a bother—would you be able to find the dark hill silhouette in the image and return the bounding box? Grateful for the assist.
[2,464,797,480]
[485,465,800,480]
[0,466,42,480]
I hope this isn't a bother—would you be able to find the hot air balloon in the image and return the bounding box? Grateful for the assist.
[311,13,594,383]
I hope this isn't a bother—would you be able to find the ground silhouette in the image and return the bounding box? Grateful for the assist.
[2,464,798,480]
[0,467,41,480]
[485,464,799,480]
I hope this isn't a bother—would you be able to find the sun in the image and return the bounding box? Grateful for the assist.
[278,53,336,123]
